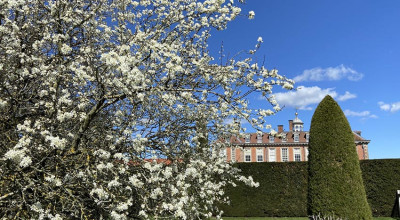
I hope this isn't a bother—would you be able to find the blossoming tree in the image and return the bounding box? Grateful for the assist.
[0,0,293,219]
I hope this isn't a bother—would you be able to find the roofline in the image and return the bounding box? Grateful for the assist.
[232,142,308,146]
[232,140,369,146]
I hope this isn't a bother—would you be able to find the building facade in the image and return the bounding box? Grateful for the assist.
[225,113,370,162]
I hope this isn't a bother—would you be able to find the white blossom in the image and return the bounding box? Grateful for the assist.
[107,178,121,188]
[248,10,255,19]
[90,188,109,200]
[129,175,144,188]
[19,156,32,168]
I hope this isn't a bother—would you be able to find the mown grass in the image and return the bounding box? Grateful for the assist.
[218,217,395,220]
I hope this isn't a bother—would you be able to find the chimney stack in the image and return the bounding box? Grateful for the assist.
[278,125,283,133]
[289,120,293,132]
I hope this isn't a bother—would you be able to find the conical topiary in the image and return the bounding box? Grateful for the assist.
[307,95,372,219]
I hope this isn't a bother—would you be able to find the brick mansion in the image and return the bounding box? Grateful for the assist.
[225,113,370,163]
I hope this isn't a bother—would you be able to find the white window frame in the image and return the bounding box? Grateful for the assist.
[231,147,236,162]
[245,134,250,143]
[256,148,263,162]
[281,148,288,162]
[305,147,309,161]
[294,148,301,161]
[269,135,274,143]
[268,148,276,162]
[244,148,251,162]
[281,133,287,142]
[257,133,262,143]
[294,134,299,142]
[220,148,227,161]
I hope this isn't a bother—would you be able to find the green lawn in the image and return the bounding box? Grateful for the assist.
[218,218,395,220]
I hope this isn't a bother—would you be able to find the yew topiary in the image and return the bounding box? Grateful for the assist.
[307,95,372,219]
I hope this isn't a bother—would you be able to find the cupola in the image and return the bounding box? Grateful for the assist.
[293,112,303,132]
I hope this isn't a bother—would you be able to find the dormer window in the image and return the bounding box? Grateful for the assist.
[306,133,309,142]
[282,134,287,142]
[294,134,299,142]
[245,134,250,143]
[269,135,274,143]
[257,133,262,143]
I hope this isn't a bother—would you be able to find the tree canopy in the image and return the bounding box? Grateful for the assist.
[0,0,293,219]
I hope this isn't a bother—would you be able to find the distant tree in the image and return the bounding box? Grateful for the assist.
[0,0,293,219]
[307,95,372,219]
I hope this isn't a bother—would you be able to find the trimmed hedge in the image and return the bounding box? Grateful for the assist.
[362,159,400,216]
[220,159,400,217]
[220,162,308,217]
[307,95,372,219]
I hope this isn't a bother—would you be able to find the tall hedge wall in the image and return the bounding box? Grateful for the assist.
[220,159,400,217]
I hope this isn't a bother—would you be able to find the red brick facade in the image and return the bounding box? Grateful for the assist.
[225,113,370,162]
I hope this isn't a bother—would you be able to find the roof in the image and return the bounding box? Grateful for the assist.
[229,130,370,145]
[353,131,370,144]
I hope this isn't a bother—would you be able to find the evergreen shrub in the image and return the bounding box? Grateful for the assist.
[307,95,372,219]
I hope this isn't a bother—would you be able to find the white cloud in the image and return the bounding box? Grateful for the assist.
[274,86,335,110]
[337,91,357,101]
[273,86,356,110]
[223,118,249,125]
[378,101,400,112]
[343,109,377,119]
[294,64,363,82]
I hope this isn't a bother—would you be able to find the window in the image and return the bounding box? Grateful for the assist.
[256,148,263,162]
[305,147,309,161]
[294,148,301,161]
[220,148,227,161]
[231,147,236,162]
[268,148,276,162]
[294,134,299,142]
[281,134,287,142]
[244,148,251,162]
[281,148,288,162]
[245,134,250,143]
[294,124,303,132]
[257,133,262,143]
[362,145,369,159]
[269,135,274,143]
[306,133,309,142]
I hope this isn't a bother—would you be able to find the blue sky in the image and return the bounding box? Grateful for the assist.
[208,0,400,159]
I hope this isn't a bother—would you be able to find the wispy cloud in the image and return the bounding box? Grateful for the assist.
[343,109,377,119]
[294,64,363,82]
[273,86,354,110]
[378,101,400,112]
[337,91,357,101]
